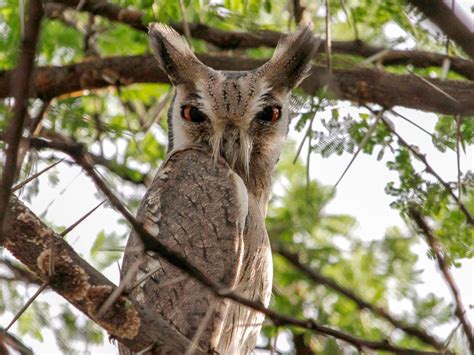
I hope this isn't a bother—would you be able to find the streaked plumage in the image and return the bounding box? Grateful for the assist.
[121,23,320,354]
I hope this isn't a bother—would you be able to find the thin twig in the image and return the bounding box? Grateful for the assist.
[409,208,474,353]
[128,266,187,293]
[334,110,383,188]
[455,115,462,201]
[136,343,155,355]
[339,0,358,39]
[389,109,434,138]
[29,99,51,135]
[0,327,34,355]
[443,322,462,351]
[293,102,320,164]
[0,259,41,285]
[12,159,64,192]
[357,48,393,67]
[143,89,173,132]
[185,302,216,355]
[49,199,106,276]
[0,0,43,244]
[178,0,193,50]
[407,69,458,103]
[96,255,145,319]
[306,122,312,202]
[60,200,106,237]
[325,0,332,74]
[4,282,49,332]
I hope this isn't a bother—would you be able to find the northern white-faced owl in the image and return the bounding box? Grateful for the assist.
[121,24,320,354]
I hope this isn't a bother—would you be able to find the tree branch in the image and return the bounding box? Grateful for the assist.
[407,0,474,58]
[45,0,474,81]
[408,208,474,353]
[0,0,43,245]
[1,54,473,116]
[0,327,34,355]
[274,246,446,351]
[3,195,206,354]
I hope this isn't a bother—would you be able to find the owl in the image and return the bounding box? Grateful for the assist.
[121,24,320,354]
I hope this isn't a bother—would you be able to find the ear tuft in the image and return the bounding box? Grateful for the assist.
[257,26,321,91]
[148,23,206,84]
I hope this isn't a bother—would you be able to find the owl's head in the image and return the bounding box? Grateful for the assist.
[149,23,320,196]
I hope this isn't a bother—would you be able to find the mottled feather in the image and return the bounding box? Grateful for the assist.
[122,147,272,354]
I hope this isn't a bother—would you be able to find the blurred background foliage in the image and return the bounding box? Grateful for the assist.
[0,0,473,353]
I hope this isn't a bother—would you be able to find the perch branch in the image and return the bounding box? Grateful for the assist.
[0,327,34,355]
[1,55,473,116]
[3,195,207,354]
[44,0,474,80]
[409,208,474,353]
[407,0,474,58]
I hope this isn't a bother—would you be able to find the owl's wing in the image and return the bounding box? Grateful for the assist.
[122,146,247,353]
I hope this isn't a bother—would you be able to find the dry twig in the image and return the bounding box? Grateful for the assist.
[409,208,474,353]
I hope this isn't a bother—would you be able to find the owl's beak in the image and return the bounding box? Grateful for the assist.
[211,125,252,178]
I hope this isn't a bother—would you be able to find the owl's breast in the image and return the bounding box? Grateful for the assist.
[216,193,273,355]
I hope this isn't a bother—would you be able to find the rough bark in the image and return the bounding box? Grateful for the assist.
[407,0,474,58]
[1,54,473,116]
[3,195,206,354]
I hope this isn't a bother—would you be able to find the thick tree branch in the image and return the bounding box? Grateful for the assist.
[3,195,206,354]
[407,0,474,58]
[0,327,34,355]
[274,246,446,351]
[1,54,473,116]
[0,0,43,245]
[44,0,474,81]
[11,136,442,354]
[409,208,474,353]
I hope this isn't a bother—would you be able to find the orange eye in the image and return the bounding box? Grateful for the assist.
[256,106,281,123]
[181,105,207,123]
